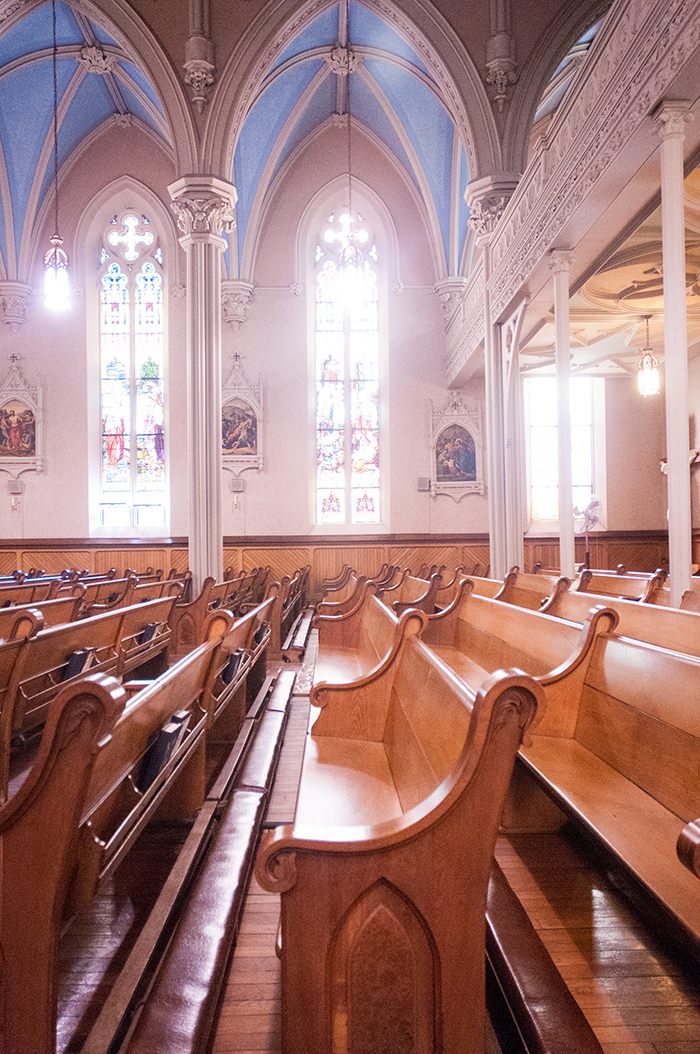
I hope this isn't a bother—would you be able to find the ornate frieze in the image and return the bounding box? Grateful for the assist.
[487,0,700,322]
[0,0,26,25]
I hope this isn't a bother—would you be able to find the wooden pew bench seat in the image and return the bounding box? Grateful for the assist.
[509,630,700,956]
[256,616,543,1054]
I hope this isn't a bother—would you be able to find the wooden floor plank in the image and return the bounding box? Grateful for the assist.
[496,830,700,1054]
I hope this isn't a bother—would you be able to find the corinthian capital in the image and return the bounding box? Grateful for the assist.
[0,282,32,330]
[168,176,237,240]
[465,175,520,238]
[653,100,693,140]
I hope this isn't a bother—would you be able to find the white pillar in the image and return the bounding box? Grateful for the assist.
[169,175,237,593]
[549,250,575,579]
[655,102,692,607]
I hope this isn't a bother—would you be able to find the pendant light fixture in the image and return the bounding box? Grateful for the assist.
[44,0,70,310]
[637,316,659,396]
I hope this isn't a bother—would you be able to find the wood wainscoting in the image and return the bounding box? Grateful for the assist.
[0,531,676,601]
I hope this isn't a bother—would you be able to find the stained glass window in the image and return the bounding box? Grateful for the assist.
[99,214,165,528]
[315,212,380,525]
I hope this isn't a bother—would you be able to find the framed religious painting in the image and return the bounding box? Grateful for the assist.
[430,393,484,500]
[0,358,44,476]
[222,354,263,473]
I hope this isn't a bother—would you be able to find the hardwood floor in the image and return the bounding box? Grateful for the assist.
[496,830,700,1054]
[55,642,700,1054]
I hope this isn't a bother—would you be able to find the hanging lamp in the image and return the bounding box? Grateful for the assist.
[44,0,70,310]
[637,316,659,396]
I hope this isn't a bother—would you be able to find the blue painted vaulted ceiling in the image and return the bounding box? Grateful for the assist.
[0,0,168,281]
[230,1,472,278]
[0,0,600,285]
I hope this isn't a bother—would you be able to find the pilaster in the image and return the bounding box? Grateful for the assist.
[169,175,237,591]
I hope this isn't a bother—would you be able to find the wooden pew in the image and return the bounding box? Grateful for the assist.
[267,567,310,658]
[376,570,443,614]
[0,606,43,640]
[0,629,235,1054]
[540,585,700,657]
[1,596,178,799]
[506,619,700,958]
[167,573,262,655]
[313,589,420,687]
[575,566,667,602]
[2,590,86,629]
[0,578,62,604]
[256,621,542,1054]
[494,568,568,610]
[418,579,615,728]
[320,562,354,593]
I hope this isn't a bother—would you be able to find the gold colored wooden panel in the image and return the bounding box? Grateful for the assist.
[94,549,168,575]
[388,546,460,573]
[0,551,20,575]
[223,550,240,575]
[461,545,491,573]
[21,550,93,574]
[310,546,387,596]
[242,547,311,585]
[170,549,189,574]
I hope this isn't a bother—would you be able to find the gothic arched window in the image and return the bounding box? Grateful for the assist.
[315,211,380,525]
[99,212,166,528]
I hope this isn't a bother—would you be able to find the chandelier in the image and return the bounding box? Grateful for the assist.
[637,316,659,396]
[43,0,70,310]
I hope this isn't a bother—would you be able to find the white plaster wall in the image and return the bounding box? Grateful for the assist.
[604,375,667,531]
[221,122,491,536]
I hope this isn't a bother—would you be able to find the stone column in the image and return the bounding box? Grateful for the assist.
[655,101,693,607]
[168,175,237,592]
[549,249,575,579]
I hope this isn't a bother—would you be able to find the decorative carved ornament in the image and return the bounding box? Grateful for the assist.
[326,45,361,75]
[221,281,255,328]
[430,392,484,501]
[222,354,263,474]
[0,283,31,331]
[184,60,215,114]
[168,177,237,240]
[0,357,44,477]
[79,46,117,74]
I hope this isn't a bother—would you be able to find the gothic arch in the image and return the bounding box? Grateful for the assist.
[203,0,501,181]
[501,0,611,175]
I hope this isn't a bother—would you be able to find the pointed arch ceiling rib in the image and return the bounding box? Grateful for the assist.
[0,0,171,281]
[228,0,473,282]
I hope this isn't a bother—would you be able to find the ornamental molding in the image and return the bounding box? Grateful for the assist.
[0,0,26,25]
[487,0,700,322]
[466,175,520,239]
[79,46,118,74]
[168,177,237,239]
[221,281,255,328]
[0,283,32,331]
